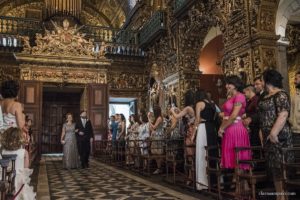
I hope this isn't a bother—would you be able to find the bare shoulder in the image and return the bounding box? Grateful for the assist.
[196,101,205,108]
[12,101,23,112]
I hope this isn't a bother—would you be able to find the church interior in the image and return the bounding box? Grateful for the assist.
[0,0,300,199]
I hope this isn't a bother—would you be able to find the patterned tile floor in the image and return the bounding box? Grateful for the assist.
[43,156,201,200]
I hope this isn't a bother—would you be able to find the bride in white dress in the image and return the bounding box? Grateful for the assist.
[1,127,36,200]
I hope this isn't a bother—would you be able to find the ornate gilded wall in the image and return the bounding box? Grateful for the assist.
[125,0,286,111]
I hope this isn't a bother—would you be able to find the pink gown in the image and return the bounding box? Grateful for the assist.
[221,93,251,169]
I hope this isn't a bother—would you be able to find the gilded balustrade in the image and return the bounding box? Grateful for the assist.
[0,16,42,37]
[139,11,166,46]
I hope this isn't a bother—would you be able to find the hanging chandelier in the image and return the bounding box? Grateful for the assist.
[45,0,82,19]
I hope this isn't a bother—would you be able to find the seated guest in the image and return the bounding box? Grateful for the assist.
[1,127,36,200]
[243,85,261,147]
[258,69,293,200]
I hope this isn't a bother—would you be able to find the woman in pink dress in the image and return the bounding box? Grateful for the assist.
[218,75,251,191]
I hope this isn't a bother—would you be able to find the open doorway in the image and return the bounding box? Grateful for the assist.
[42,86,83,154]
[109,97,137,127]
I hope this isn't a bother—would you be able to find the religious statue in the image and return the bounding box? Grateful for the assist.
[20,36,31,53]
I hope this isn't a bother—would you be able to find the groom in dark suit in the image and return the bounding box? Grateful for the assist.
[75,110,94,168]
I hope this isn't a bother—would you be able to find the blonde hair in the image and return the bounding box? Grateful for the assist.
[0,127,24,151]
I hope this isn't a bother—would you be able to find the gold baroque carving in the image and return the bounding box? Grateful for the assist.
[20,66,107,84]
[0,65,20,82]
[20,19,106,58]
[259,9,275,32]
[262,48,276,70]
[107,72,145,90]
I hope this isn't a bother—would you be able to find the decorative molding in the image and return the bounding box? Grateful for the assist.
[20,65,107,84]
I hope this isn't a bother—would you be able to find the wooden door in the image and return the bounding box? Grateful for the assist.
[87,84,108,141]
[19,81,42,162]
[42,92,81,154]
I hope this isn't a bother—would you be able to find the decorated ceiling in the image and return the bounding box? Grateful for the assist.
[0,0,135,28]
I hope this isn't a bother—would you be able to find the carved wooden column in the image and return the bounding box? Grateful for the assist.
[221,0,281,83]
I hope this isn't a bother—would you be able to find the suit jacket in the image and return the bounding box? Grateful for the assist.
[75,119,94,141]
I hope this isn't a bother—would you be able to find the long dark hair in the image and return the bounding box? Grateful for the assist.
[184,90,195,107]
[1,80,20,98]
[120,114,126,122]
[153,106,162,121]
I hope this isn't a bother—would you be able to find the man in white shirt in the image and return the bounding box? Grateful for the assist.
[290,71,300,145]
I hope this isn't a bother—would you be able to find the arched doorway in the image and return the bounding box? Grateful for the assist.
[198,27,225,106]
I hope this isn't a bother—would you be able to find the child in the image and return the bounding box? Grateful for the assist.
[1,127,36,200]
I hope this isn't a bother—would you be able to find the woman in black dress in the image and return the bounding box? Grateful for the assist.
[194,89,218,190]
[258,69,293,200]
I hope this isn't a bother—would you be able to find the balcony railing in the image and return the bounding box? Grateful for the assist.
[0,16,136,44]
[138,11,166,47]
[0,16,141,56]
[79,26,136,44]
[0,16,42,37]
[94,42,145,57]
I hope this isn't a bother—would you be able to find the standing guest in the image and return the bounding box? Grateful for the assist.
[194,89,218,190]
[127,114,135,131]
[148,106,164,175]
[138,112,150,169]
[254,76,266,98]
[126,114,140,165]
[25,116,33,142]
[23,115,33,151]
[61,113,80,169]
[0,80,30,167]
[75,110,94,168]
[243,85,261,147]
[110,115,119,144]
[218,75,251,192]
[0,80,25,132]
[290,71,300,145]
[117,114,126,161]
[258,69,293,200]
[170,90,195,185]
[117,114,126,142]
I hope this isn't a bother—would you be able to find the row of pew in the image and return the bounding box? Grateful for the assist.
[93,139,300,200]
